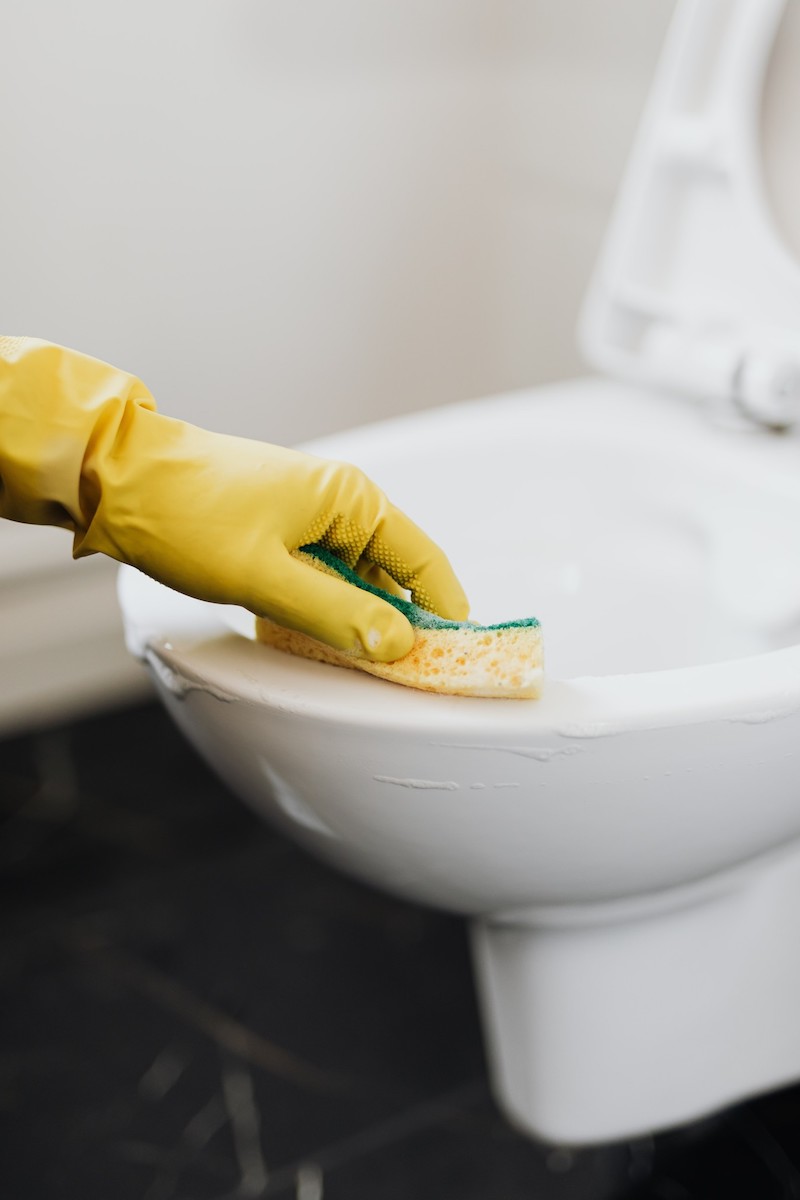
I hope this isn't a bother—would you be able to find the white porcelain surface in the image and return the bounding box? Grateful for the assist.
[120,378,800,909]
[119,376,800,1141]
[116,0,800,1146]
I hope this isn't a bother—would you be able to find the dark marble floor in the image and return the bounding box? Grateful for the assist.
[2,701,800,1200]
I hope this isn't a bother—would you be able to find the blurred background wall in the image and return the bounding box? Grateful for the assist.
[0,0,682,731]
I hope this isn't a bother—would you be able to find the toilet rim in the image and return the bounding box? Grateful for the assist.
[121,565,800,742]
[118,369,800,744]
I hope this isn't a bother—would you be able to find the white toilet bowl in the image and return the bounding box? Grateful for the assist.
[119,376,800,1144]
[120,0,800,1147]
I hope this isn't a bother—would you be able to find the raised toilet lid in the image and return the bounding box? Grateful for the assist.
[580,0,800,428]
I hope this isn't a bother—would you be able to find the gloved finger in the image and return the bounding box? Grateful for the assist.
[255,551,415,663]
[364,506,469,620]
[355,561,408,599]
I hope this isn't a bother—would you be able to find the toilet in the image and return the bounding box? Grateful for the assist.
[119,0,800,1146]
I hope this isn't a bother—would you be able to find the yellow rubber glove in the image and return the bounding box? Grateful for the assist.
[0,336,469,662]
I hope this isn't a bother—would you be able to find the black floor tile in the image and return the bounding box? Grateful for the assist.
[2,701,800,1200]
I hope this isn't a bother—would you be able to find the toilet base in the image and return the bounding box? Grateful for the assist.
[471,842,800,1145]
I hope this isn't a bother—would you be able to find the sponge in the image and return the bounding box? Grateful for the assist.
[255,545,543,699]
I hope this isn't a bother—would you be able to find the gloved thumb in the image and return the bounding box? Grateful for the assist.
[254,551,415,663]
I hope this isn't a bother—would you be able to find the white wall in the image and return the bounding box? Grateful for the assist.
[0,0,678,732]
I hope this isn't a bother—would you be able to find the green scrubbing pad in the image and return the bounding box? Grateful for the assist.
[255,543,543,699]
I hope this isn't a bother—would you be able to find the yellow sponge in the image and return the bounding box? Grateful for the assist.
[255,545,543,699]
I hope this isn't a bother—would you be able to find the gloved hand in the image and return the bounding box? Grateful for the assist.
[0,336,469,662]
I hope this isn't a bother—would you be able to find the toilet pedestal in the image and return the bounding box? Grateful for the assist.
[472,843,800,1145]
